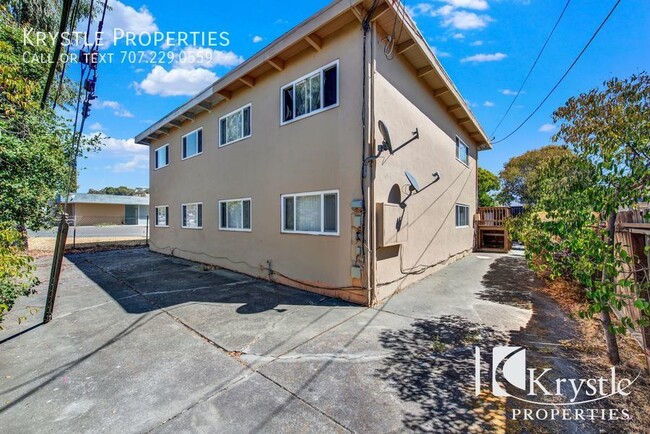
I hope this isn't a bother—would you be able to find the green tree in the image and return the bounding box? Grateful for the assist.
[0,7,99,323]
[511,73,650,365]
[88,186,149,196]
[478,167,500,207]
[498,145,572,206]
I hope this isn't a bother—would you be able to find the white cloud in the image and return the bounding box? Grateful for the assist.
[470,40,484,46]
[252,36,263,43]
[99,135,148,155]
[452,33,465,39]
[407,0,493,29]
[100,1,158,46]
[109,154,149,173]
[135,65,218,97]
[175,47,244,69]
[444,0,489,10]
[443,10,492,29]
[407,3,434,17]
[94,100,134,118]
[483,100,495,107]
[431,46,452,58]
[501,89,523,96]
[461,52,506,63]
[539,123,557,133]
[89,122,104,131]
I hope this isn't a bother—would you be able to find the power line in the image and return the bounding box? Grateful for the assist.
[490,0,572,138]
[492,0,622,145]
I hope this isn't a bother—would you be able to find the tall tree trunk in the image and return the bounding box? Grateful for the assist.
[602,211,621,365]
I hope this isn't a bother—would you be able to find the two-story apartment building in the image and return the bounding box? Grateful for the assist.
[135,0,491,306]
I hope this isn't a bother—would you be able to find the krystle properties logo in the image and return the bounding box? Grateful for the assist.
[475,346,639,421]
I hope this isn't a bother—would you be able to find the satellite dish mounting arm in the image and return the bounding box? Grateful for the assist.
[400,172,441,209]
[384,128,419,155]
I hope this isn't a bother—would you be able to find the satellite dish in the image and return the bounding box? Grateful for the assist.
[405,170,421,192]
[378,120,393,154]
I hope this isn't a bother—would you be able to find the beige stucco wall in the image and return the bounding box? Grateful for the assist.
[68,203,125,226]
[372,46,479,302]
[148,21,368,304]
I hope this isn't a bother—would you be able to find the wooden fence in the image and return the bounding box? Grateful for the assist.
[613,209,650,356]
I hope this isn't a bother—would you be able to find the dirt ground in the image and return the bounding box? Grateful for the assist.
[539,280,650,433]
[28,237,146,257]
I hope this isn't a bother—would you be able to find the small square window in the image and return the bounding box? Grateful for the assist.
[281,190,339,235]
[181,203,203,229]
[154,144,169,170]
[219,198,252,231]
[182,128,203,160]
[219,104,252,147]
[155,206,169,227]
[456,137,469,166]
[455,204,470,227]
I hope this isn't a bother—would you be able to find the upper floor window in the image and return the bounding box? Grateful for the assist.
[456,136,469,166]
[154,144,169,170]
[219,104,252,147]
[281,190,338,236]
[182,128,203,160]
[281,60,339,125]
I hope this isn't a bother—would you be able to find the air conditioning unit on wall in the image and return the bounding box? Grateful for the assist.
[377,202,408,248]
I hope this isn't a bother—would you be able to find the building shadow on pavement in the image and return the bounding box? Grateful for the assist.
[65,248,354,315]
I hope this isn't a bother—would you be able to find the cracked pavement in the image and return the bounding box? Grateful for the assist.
[0,248,535,433]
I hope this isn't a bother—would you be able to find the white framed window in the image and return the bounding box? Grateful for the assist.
[456,136,469,166]
[155,205,169,227]
[280,60,339,125]
[281,190,339,236]
[154,144,169,170]
[182,128,203,160]
[219,104,252,147]
[455,204,470,228]
[219,198,251,231]
[181,202,203,229]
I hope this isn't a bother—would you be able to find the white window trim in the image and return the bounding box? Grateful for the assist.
[154,144,169,170]
[154,205,169,227]
[455,203,470,228]
[218,197,252,232]
[455,136,470,167]
[280,59,340,127]
[218,103,252,148]
[280,189,339,236]
[181,127,203,161]
[181,202,203,229]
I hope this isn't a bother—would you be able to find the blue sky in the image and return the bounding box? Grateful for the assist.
[74,0,649,191]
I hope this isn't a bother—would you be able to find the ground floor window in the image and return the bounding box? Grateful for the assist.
[182,203,203,229]
[281,190,338,235]
[455,204,470,227]
[219,198,251,231]
[155,206,169,227]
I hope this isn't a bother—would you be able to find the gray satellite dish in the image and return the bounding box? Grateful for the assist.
[378,120,393,154]
[405,170,421,192]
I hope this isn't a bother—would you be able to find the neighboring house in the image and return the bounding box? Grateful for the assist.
[135,0,491,305]
[58,193,149,226]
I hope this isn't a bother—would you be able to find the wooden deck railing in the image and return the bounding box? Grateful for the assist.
[476,206,511,227]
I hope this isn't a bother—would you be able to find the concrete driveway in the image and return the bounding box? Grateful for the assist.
[0,248,540,433]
